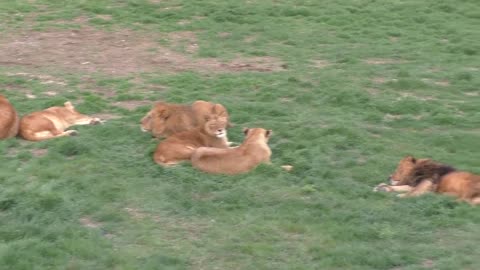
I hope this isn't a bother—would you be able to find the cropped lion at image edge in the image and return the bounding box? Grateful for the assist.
[0,95,20,139]
[374,156,480,205]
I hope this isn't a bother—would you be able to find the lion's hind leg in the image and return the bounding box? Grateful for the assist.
[154,144,195,167]
[22,117,77,141]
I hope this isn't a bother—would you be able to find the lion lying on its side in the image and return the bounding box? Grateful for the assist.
[141,100,231,138]
[20,101,103,141]
[153,115,230,166]
[0,95,19,139]
[374,156,480,205]
[191,128,272,175]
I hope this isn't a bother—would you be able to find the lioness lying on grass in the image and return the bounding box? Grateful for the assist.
[153,115,230,166]
[374,156,480,205]
[0,95,19,139]
[191,128,272,175]
[20,101,103,141]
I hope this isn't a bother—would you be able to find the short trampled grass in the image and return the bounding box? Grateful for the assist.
[0,0,479,269]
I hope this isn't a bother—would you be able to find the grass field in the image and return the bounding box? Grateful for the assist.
[0,0,479,269]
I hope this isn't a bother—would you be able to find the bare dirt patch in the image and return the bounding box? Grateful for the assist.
[124,207,210,242]
[364,58,408,65]
[464,91,478,96]
[397,92,436,101]
[0,27,285,75]
[311,59,331,69]
[421,78,450,87]
[79,216,102,229]
[31,148,48,157]
[113,100,151,110]
[5,72,67,86]
[167,31,199,54]
[371,77,390,84]
[91,113,122,120]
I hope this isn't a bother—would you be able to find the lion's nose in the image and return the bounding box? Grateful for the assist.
[217,129,223,132]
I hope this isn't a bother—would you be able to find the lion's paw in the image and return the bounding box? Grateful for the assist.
[373,183,393,192]
[67,130,79,136]
[90,118,104,125]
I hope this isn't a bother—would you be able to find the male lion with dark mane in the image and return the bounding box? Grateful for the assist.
[191,128,272,175]
[153,115,230,166]
[374,156,480,205]
[0,95,19,139]
[20,101,103,141]
[141,100,231,138]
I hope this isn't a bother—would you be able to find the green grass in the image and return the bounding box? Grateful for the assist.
[1,0,480,269]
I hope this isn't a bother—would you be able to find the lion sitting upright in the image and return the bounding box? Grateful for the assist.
[191,128,272,175]
[374,156,480,205]
[0,95,20,139]
[20,101,103,141]
[153,115,230,166]
[141,100,231,138]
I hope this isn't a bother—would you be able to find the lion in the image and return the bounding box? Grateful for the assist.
[140,100,231,138]
[191,128,272,175]
[153,115,230,166]
[0,95,20,139]
[20,101,103,141]
[374,156,480,205]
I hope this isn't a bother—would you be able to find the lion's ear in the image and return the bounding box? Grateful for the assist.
[158,109,170,118]
[406,156,416,163]
[266,130,272,137]
[212,104,227,116]
[64,101,74,110]
[243,128,249,135]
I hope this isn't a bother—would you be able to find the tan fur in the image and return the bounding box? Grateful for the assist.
[140,100,231,138]
[0,95,20,139]
[374,156,480,205]
[153,115,229,166]
[20,101,102,141]
[191,128,272,175]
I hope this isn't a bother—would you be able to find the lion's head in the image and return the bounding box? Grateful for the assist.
[243,127,272,143]
[389,156,418,185]
[389,156,456,186]
[140,102,177,137]
[203,115,229,138]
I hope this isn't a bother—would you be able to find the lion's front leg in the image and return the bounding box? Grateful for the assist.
[397,179,434,198]
[373,183,413,193]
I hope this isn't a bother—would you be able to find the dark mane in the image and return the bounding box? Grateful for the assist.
[408,160,456,186]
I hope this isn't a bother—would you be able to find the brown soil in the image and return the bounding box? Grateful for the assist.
[79,217,102,228]
[0,27,285,75]
[31,148,48,157]
[364,58,408,65]
[112,100,151,110]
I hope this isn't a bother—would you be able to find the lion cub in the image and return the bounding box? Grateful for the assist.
[141,100,232,138]
[153,115,229,166]
[0,95,20,139]
[191,128,272,175]
[20,101,103,141]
